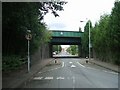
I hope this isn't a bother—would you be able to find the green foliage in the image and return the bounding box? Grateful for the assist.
[53,45,62,53]
[108,1,120,51]
[2,55,23,71]
[91,15,110,60]
[2,2,67,71]
[3,2,41,55]
[67,45,78,55]
[3,2,66,55]
[82,20,92,57]
[66,47,70,54]
[89,1,120,65]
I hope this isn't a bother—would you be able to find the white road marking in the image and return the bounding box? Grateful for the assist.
[102,70,118,75]
[33,76,85,81]
[73,76,75,83]
[33,77,43,80]
[56,77,64,80]
[71,65,76,68]
[69,62,73,64]
[72,76,75,89]
[62,62,64,67]
[77,62,85,68]
[44,77,53,80]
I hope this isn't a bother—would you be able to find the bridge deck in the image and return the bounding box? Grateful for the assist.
[52,30,83,37]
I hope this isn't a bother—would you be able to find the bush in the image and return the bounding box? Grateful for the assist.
[2,55,23,71]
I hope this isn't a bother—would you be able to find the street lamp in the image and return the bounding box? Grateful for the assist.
[88,21,91,61]
[80,20,91,61]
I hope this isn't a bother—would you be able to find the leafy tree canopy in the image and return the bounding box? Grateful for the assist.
[2,2,67,56]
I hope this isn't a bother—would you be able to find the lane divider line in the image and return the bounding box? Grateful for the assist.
[77,62,85,68]
[72,76,75,89]
[62,61,64,67]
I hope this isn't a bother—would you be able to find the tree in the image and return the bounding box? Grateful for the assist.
[53,45,62,53]
[67,45,78,55]
[90,1,120,65]
[107,1,120,64]
[91,14,110,61]
[2,2,67,56]
[2,2,67,71]
[82,20,92,57]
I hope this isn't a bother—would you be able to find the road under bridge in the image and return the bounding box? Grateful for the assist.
[49,30,83,57]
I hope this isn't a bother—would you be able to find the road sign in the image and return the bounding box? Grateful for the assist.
[25,34,32,40]
[25,33,32,72]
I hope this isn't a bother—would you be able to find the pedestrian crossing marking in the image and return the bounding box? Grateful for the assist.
[33,76,77,80]
[44,77,53,80]
[56,77,64,80]
[33,77,43,80]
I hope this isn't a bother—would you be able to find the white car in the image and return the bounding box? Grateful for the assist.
[53,52,56,55]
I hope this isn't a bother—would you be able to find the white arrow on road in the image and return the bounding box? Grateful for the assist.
[71,65,76,68]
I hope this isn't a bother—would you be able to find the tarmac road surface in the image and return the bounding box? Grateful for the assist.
[22,51,118,88]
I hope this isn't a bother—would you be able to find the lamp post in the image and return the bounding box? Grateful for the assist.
[88,21,91,61]
[80,20,91,61]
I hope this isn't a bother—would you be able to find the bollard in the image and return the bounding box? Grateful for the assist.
[55,60,57,63]
[54,58,57,63]
[86,60,88,63]
[85,57,88,63]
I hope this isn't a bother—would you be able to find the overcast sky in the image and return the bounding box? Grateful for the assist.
[44,0,115,32]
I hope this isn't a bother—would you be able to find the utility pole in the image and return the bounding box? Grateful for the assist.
[80,19,91,61]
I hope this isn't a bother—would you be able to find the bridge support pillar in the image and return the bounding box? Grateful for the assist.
[78,45,82,57]
[49,43,53,58]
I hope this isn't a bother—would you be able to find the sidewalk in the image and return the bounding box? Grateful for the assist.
[2,58,55,88]
[88,59,119,73]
